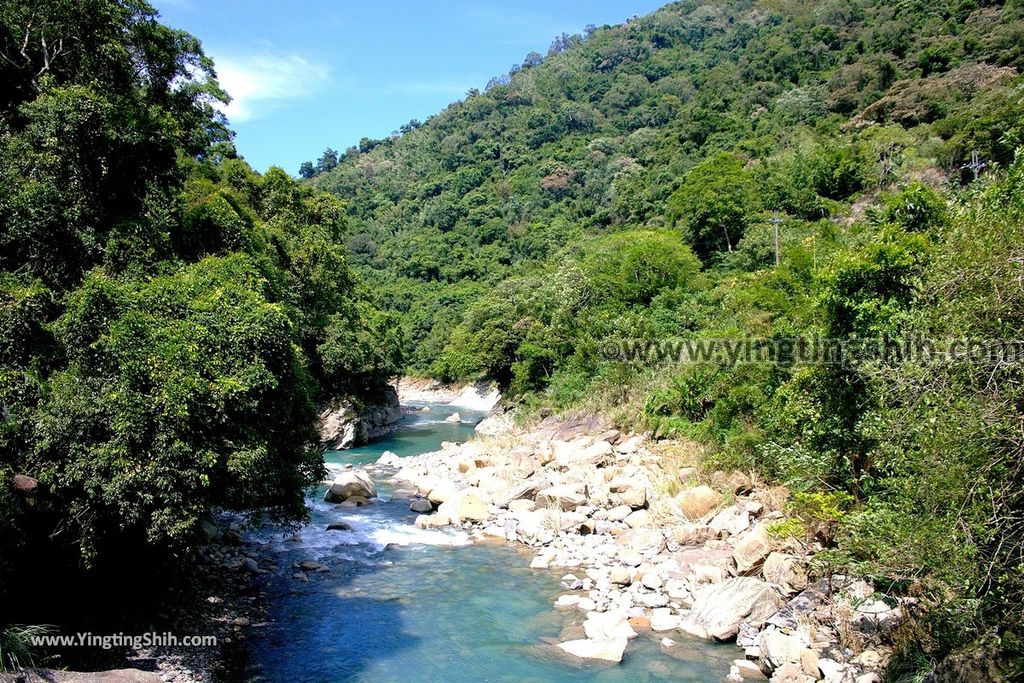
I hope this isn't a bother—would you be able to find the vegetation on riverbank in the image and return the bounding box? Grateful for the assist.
[305,0,1024,676]
[0,0,400,640]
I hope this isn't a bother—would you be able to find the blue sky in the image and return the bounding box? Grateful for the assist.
[155,0,667,173]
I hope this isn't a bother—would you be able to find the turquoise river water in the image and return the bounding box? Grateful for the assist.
[248,401,737,682]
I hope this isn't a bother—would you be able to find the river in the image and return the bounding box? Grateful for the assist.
[247,401,737,681]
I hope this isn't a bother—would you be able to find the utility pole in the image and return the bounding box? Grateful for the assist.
[962,150,986,182]
[770,214,783,266]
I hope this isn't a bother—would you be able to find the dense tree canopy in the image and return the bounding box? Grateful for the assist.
[0,0,400,598]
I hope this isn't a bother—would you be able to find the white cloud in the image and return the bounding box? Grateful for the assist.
[212,51,329,123]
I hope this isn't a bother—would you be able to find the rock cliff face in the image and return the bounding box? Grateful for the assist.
[318,385,402,450]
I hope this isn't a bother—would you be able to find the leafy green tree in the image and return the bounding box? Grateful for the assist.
[668,153,760,261]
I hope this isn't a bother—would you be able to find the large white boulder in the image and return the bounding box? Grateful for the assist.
[438,489,489,523]
[679,577,784,640]
[324,469,376,503]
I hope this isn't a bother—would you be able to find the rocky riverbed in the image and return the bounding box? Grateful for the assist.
[322,411,903,683]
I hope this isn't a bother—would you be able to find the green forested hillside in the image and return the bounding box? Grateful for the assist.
[0,0,400,606]
[306,0,1024,676]
[311,0,1024,373]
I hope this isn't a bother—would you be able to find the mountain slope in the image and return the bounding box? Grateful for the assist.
[311,0,1024,372]
[308,1,1024,677]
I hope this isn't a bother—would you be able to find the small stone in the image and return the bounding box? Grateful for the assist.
[531,555,552,569]
[624,509,652,528]
[618,550,643,567]
[555,594,581,608]
[649,608,678,632]
[561,574,583,590]
[641,573,663,590]
[326,521,354,531]
[609,567,633,585]
[297,560,327,572]
[606,505,632,522]
[409,498,433,513]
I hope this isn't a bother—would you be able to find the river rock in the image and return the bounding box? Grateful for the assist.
[326,521,354,531]
[733,658,768,680]
[297,560,327,571]
[324,469,376,503]
[609,477,647,508]
[376,450,401,466]
[556,638,628,663]
[624,509,652,528]
[583,609,637,640]
[409,497,434,513]
[427,482,458,505]
[650,608,679,632]
[609,566,633,585]
[679,577,784,640]
[762,553,808,596]
[536,484,586,511]
[760,629,811,669]
[505,475,547,502]
[709,505,751,536]
[606,504,633,521]
[508,498,535,512]
[438,490,489,523]
[675,485,722,520]
[445,412,462,423]
[733,524,772,574]
[414,513,450,529]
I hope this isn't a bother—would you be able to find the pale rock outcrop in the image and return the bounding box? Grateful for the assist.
[318,385,402,450]
[680,577,784,640]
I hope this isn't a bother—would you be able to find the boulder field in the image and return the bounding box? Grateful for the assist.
[363,412,902,682]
